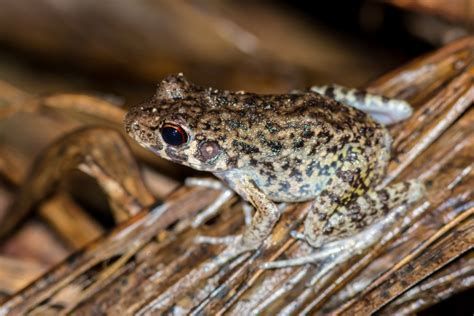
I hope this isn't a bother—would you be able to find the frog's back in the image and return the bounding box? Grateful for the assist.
[214,91,388,160]
[214,91,392,203]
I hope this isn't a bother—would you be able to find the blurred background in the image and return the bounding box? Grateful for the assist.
[0,0,472,314]
[0,0,471,101]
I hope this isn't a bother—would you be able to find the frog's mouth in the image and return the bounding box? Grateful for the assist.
[163,147,188,164]
[145,144,163,156]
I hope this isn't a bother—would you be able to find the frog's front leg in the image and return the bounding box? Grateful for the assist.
[197,176,281,254]
[311,84,412,125]
[239,177,281,250]
[263,180,425,269]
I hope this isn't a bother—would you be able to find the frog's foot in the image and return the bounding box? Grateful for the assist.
[260,239,352,269]
[196,233,260,262]
[262,182,427,270]
[185,177,234,228]
[192,189,233,227]
[261,209,398,270]
[261,227,358,269]
[311,84,413,125]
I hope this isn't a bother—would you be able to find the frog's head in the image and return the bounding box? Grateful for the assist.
[124,74,231,172]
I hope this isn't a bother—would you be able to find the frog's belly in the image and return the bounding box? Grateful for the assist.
[257,177,328,203]
[214,169,325,203]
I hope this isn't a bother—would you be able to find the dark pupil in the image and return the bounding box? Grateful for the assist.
[161,125,187,146]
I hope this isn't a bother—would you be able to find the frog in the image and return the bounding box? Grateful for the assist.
[124,73,424,264]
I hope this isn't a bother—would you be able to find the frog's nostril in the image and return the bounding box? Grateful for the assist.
[132,122,140,131]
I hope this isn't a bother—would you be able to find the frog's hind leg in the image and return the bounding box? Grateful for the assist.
[305,180,425,248]
[311,84,413,125]
[262,180,425,269]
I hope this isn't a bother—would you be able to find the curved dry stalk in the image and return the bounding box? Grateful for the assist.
[0,126,155,240]
[0,185,221,315]
[0,91,181,177]
[0,93,124,124]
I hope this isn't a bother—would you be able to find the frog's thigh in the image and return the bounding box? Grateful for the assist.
[304,192,340,248]
[310,84,413,125]
[237,177,281,250]
[305,180,425,248]
[304,157,370,247]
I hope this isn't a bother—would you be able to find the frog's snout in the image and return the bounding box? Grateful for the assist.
[124,108,140,135]
[124,110,156,147]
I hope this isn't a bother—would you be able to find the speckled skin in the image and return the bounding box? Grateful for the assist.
[125,74,424,251]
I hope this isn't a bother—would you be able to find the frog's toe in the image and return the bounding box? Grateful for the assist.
[289,230,305,240]
[242,202,253,226]
[261,238,357,269]
[185,177,225,190]
[260,256,316,269]
[260,247,342,269]
[196,234,261,263]
[192,189,233,227]
[194,234,241,245]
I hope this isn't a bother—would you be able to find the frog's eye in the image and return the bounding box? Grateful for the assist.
[160,123,188,146]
